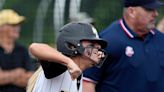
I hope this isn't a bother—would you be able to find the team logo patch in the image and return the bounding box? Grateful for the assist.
[125,46,134,57]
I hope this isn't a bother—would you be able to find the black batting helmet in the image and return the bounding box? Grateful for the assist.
[56,22,107,56]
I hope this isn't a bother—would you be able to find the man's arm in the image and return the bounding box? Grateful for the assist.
[0,68,33,87]
[11,68,33,87]
[83,80,96,92]
[0,69,13,85]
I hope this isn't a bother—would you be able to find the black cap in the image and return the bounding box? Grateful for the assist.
[58,22,107,49]
[124,0,164,9]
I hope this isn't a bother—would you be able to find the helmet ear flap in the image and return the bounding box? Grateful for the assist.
[65,42,77,51]
[65,41,79,55]
[64,41,85,56]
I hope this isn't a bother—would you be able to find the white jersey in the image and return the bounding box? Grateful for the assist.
[32,70,82,92]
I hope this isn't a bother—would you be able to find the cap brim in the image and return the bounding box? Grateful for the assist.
[12,16,25,25]
[82,38,108,49]
[143,1,164,9]
[95,39,108,49]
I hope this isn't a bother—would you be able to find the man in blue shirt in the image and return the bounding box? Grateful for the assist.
[83,0,164,92]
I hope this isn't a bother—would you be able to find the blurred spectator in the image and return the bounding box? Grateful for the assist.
[0,9,34,92]
[157,17,164,33]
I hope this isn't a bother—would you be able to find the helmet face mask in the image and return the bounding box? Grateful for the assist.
[82,45,108,67]
[64,39,108,67]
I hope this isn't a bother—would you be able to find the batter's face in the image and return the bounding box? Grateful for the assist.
[133,7,158,32]
[81,40,105,66]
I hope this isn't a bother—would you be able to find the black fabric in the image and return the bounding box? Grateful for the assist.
[0,85,25,92]
[40,60,67,79]
[124,0,164,9]
[0,43,34,92]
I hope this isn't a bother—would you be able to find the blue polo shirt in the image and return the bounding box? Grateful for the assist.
[83,19,164,92]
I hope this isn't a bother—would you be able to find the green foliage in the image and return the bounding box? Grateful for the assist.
[93,0,123,31]
[1,0,164,46]
[81,0,123,31]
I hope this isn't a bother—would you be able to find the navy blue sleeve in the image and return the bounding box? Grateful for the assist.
[83,66,104,82]
[83,55,111,82]
[22,47,35,71]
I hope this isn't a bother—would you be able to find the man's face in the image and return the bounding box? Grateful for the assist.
[3,24,20,40]
[81,40,105,66]
[134,7,158,31]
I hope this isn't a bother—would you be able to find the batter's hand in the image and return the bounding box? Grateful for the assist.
[67,60,82,80]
